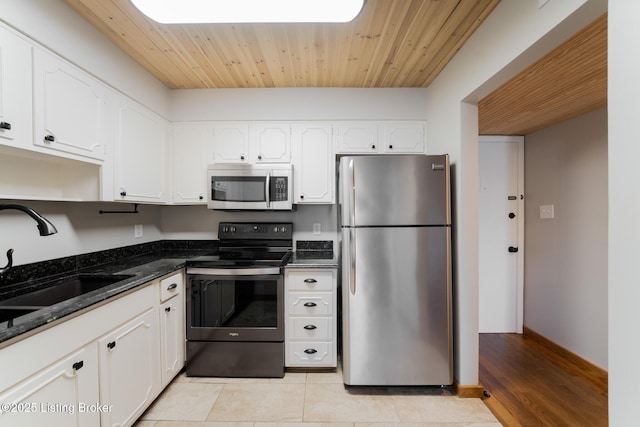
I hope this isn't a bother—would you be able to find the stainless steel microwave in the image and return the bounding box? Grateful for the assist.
[207,164,293,210]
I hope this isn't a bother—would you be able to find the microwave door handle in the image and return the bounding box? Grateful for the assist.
[265,172,271,208]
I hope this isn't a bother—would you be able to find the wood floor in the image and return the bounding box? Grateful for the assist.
[479,333,608,426]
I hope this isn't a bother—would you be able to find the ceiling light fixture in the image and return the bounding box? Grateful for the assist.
[130,0,365,24]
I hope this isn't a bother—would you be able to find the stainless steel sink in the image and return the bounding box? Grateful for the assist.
[0,274,134,322]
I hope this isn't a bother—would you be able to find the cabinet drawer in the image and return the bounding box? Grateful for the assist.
[287,342,335,366]
[160,272,183,302]
[286,270,334,291]
[288,317,332,341]
[288,293,333,316]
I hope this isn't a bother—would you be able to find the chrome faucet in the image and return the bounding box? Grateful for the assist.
[0,204,58,275]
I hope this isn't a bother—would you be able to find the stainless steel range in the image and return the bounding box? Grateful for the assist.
[185,222,292,378]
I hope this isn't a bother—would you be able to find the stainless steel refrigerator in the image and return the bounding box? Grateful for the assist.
[339,154,452,386]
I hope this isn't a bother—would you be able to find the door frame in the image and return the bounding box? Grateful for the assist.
[478,135,525,333]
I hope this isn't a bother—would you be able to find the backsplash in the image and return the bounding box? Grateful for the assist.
[0,240,216,292]
[296,240,333,251]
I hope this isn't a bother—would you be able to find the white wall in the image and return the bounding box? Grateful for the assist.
[170,87,427,121]
[425,0,607,386]
[524,107,608,369]
[608,1,640,424]
[161,204,338,250]
[0,200,163,265]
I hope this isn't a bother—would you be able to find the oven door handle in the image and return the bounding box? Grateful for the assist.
[187,267,282,276]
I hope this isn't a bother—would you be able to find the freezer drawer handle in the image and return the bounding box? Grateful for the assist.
[303,325,317,330]
[508,246,519,253]
[303,302,317,307]
[304,348,318,354]
[304,278,317,284]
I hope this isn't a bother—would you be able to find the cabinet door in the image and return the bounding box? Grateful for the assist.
[251,123,291,163]
[380,121,426,153]
[98,308,161,427]
[292,123,335,204]
[334,122,379,154]
[160,296,185,387]
[33,47,111,161]
[114,97,168,202]
[213,122,249,163]
[0,343,100,427]
[0,26,32,149]
[172,123,214,204]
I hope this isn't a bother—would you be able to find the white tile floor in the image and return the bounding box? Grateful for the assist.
[136,366,501,427]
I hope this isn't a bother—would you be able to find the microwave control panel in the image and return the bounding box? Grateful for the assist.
[270,177,289,201]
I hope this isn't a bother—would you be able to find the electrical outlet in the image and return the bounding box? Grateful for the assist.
[313,223,321,235]
[134,224,143,238]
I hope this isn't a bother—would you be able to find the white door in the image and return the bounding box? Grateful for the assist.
[479,135,524,333]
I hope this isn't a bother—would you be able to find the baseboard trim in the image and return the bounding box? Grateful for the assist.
[454,382,485,398]
[523,326,608,392]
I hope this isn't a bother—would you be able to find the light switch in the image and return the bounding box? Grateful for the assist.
[539,205,554,219]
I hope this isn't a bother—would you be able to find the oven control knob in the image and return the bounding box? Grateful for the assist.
[274,226,279,233]
[222,226,228,233]
[281,226,287,233]
[230,226,236,232]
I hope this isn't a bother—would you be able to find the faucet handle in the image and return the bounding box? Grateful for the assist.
[0,248,14,275]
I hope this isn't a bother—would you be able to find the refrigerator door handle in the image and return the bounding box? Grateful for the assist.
[350,227,356,295]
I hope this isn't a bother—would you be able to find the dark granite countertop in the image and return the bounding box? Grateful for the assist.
[0,242,214,347]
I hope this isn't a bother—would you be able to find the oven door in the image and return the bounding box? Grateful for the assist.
[186,269,284,342]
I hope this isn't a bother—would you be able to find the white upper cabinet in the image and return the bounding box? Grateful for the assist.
[114,95,169,203]
[251,123,291,163]
[171,123,214,204]
[0,26,32,150]
[335,121,427,154]
[213,122,291,164]
[334,122,379,154]
[379,121,426,153]
[292,123,335,204]
[32,47,112,162]
[213,122,250,163]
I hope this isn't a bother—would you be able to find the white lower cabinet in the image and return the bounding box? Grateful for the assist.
[98,308,161,427]
[0,343,100,427]
[284,268,337,367]
[159,273,185,387]
[0,269,186,427]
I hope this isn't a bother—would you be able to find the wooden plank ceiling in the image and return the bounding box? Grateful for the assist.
[63,0,500,89]
[478,13,607,135]
[62,1,607,136]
